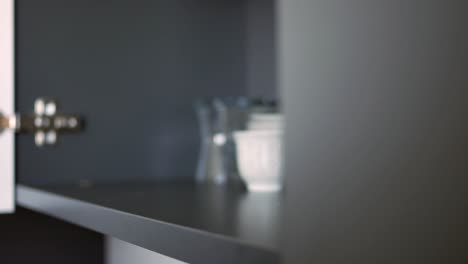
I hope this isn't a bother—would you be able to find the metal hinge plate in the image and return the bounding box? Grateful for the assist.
[0,98,84,147]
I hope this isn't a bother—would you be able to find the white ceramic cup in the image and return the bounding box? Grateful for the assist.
[247,113,284,130]
[233,130,283,192]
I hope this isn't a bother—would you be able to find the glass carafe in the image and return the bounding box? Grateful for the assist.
[195,97,251,185]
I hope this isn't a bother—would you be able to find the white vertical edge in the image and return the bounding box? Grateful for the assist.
[0,0,15,213]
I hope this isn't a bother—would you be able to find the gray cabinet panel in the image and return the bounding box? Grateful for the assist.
[280,0,468,263]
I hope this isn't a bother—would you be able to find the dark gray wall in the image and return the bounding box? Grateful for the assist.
[16,0,261,185]
[246,0,277,100]
[281,0,468,263]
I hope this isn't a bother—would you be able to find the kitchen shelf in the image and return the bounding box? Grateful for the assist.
[16,183,282,264]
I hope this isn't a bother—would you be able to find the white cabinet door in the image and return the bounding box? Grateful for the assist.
[0,0,14,213]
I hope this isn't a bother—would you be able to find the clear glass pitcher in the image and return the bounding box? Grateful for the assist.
[194,97,276,185]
